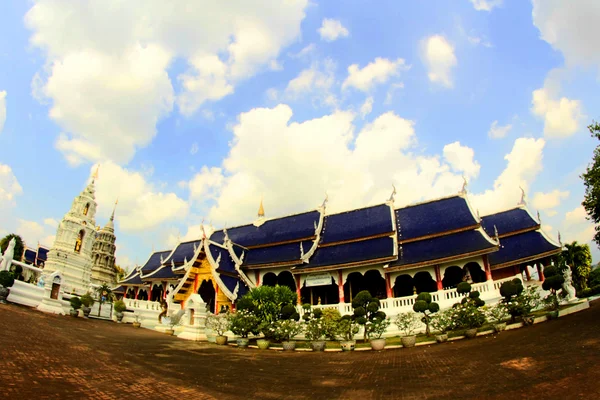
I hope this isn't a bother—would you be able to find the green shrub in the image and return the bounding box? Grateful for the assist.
[0,270,15,288]
[229,309,260,338]
[589,269,600,288]
[541,266,565,311]
[394,312,421,336]
[412,292,439,336]
[430,309,454,334]
[113,300,127,313]
[456,282,471,295]
[69,296,82,310]
[450,301,486,329]
[336,315,360,341]
[578,285,600,298]
[499,279,524,300]
[80,293,95,308]
[351,290,386,342]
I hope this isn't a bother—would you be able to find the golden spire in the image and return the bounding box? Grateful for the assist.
[258,198,265,218]
[92,165,100,182]
[110,198,118,221]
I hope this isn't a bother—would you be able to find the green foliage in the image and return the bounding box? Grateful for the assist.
[351,290,386,342]
[484,303,509,323]
[577,284,600,298]
[558,242,592,292]
[206,312,231,336]
[502,285,541,322]
[581,121,600,248]
[450,301,486,330]
[412,291,440,336]
[394,312,421,337]
[320,308,342,340]
[541,266,564,311]
[273,319,304,342]
[0,270,15,288]
[589,268,600,288]
[238,285,297,327]
[95,283,113,303]
[456,282,471,295]
[0,234,25,263]
[69,296,82,310]
[113,300,127,313]
[499,278,524,300]
[365,317,391,339]
[229,309,260,338]
[336,315,360,341]
[430,309,454,334]
[80,293,95,307]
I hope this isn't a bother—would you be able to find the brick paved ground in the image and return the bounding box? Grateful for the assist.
[1,301,600,400]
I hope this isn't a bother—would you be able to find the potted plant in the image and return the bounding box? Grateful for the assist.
[0,270,15,304]
[500,279,540,325]
[367,317,391,351]
[430,309,453,343]
[206,312,231,345]
[336,315,360,351]
[412,292,439,336]
[113,299,127,323]
[229,309,259,348]
[275,319,304,351]
[542,265,565,319]
[132,313,142,328]
[69,296,82,317]
[451,301,486,338]
[80,293,95,318]
[303,306,327,351]
[394,312,421,347]
[351,290,387,343]
[486,303,509,332]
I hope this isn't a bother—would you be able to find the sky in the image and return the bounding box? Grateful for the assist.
[0,0,598,271]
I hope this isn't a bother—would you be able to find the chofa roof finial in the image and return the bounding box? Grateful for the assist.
[388,184,397,202]
[258,198,265,218]
[321,193,329,209]
[518,186,526,205]
[460,176,468,194]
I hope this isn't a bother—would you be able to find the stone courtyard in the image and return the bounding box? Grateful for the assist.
[1,301,599,400]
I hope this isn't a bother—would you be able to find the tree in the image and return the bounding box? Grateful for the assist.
[114,264,126,281]
[558,241,592,291]
[541,266,564,311]
[412,292,439,336]
[582,121,600,248]
[351,290,386,342]
[0,234,25,263]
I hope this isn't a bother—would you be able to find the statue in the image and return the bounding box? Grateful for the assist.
[0,238,16,271]
[561,266,577,302]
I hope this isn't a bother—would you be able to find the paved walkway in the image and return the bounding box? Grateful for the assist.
[1,301,600,400]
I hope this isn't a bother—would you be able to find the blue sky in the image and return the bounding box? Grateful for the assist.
[0,0,598,269]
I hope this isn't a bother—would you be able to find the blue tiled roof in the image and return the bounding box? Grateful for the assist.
[144,266,181,280]
[209,245,236,274]
[113,285,125,293]
[320,204,393,244]
[391,229,497,268]
[298,236,396,271]
[120,272,144,285]
[24,249,36,263]
[224,210,321,247]
[210,230,225,245]
[488,230,560,267]
[163,240,200,265]
[140,251,171,274]
[396,196,478,241]
[208,243,249,300]
[244,240,313,266]
[481,207,539,236]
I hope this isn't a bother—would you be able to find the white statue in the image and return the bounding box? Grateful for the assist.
[561,266,577,302]
[0,238,16,271]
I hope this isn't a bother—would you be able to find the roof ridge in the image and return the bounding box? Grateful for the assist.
[394,193,462,211]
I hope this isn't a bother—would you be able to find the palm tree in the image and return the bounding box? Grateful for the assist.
[559,241,592,291]
[95,283,114,316]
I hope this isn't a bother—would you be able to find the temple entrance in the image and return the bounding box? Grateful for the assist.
[50,276,61,300]
[126,288,135,299]
[151,284,164,302]
[464,262,486,283]
[442,266,463,289]
[300,277,339,305]
[198,279,216,314]
[261,271,296,293]
[343,270,387,302]
[137,289,148,301]
[413,271,438,293]
[393,274,414,297]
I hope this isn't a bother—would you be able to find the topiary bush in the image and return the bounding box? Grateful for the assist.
[500,280,540,323]
[412,292,440,336]
[541,266,565,310]
[500,278,524,300]
[69,296,82,310]
[80,293,95,308]
[0,270,15,288]
[113,300,127,313]
[351,290,386,342]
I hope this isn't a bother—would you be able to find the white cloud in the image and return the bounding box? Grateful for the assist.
[16,219,55,247]
[284,59,338,107]
[43,218,59,228]
[318,19,349,42]
[532,1,600,69]
[531,87,583,138]
[360,97,374,118]
[472,138,546,215]
[92,161,189,231]
[384,83,405,105]
[422,35,457,88]
[25,0,309,165]
[469,0,502,12]
[0,163,23,209]
[189,166,225,201]
[531,190,569,215]
[0,90,6,134]
[289,44,316,59]
[191,105,484,226]
[562,205,595,245]
[488,120,512,139]
[443,142,480,179]
[342,57,408,92]
[190,142,199,155]
[467,35,492,48]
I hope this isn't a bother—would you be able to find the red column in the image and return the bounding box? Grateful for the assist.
[483,255,492,281]
[537,263,545,282]
[525,266,531,281]
[193,273,199,293]
[296,275,302,305]
[214,283,219,314]
[385,273,392,298]
[338,271,345,303]
[162,281,167,299]
[255,270,261,286]
[434,265,443,290]
[513,265,520,276]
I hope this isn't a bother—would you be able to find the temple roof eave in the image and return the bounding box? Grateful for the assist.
[385,247,498,273]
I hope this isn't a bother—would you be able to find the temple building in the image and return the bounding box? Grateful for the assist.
[43,170,120,293]
[90,201,118,286]
[115,188,562,315]
[22,243,49,268]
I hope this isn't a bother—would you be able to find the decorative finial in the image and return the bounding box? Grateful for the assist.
[460,176,468,194]
[494,224,499,241]
[92,165,100,182]
[201,218,207,239]
[388,184,397,202]
[110,198,118,221]
[321,193,329,209]
[518,186,526,205]
[537,210,541,223]
[258,199,265,218]
[558,231,562,246]
[477,209,481,219]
